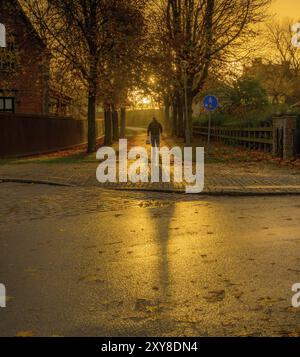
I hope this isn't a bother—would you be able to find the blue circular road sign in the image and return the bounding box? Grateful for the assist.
[203,95,218,111]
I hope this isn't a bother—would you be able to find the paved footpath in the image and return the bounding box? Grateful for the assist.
[1,133,300,195]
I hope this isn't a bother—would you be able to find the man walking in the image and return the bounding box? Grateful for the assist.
[147,117,163,148]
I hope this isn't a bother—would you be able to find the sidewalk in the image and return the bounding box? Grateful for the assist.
[1,132,300,195]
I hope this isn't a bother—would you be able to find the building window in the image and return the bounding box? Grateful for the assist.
[0,97,15,112]
[0,33,16,72]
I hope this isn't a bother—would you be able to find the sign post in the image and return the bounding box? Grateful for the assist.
[202,95,218,145]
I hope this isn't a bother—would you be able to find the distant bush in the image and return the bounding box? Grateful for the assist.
[229,77,268,112]
[193,112,234,127]
[194,74,300,127]
[193,103,300,128]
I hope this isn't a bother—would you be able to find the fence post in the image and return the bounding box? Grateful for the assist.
[272,116,298,160]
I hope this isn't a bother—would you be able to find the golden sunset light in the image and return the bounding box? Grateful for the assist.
[271,0,300,19]
[1,0,300,350]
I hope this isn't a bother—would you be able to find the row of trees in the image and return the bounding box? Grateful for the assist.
[21,0,274,149]
[147,0,271,144]
[21,0,147,152]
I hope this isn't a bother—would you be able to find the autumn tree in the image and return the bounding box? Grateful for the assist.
[97,0,146,144]
[150,0,271,144]
[263,19,300,104]
[22,0,146,152]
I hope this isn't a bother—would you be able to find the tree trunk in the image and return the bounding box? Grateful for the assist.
[172,98,178,137]
[164,96,171,133]
[186,92,193,144]
[112,106,119,142]
[273,95,279,105]
[87,79,97,153]
[177,95,184,138]
[104,106,113,145]
[120,107,126,138]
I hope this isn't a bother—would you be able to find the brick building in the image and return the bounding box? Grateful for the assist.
[0,0,50,114]
[0,0,72,115]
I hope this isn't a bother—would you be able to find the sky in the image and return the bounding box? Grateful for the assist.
[271,0,300,20]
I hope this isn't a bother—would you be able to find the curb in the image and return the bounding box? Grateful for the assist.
[106,186,300,196]
[0,178,74,187]
[2,177,300,196]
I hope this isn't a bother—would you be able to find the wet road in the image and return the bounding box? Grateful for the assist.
[0,183,300,336]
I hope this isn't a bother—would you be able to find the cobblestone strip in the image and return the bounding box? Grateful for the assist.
[1,133,300,194]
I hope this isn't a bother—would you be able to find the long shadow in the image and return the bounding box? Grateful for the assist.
[144,159,176,301]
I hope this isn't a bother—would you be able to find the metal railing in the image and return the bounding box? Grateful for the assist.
[193,125,273,152]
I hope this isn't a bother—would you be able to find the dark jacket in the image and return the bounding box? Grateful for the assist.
[147,120,163,137]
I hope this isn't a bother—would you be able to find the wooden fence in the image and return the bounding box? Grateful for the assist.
[193,125,273,152]
[0,113,105,158]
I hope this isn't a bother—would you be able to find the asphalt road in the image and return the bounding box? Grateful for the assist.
[0,182,300,337]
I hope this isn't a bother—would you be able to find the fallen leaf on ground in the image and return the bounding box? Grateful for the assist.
[16,331,36,337]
